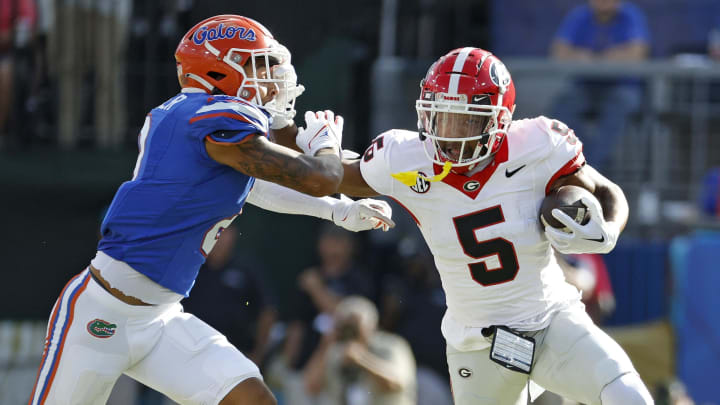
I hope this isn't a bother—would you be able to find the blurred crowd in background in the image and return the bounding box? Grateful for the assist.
[2,0,720,404]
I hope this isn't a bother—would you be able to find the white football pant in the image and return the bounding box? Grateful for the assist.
[28,269,262,405]
[447,302,650,405]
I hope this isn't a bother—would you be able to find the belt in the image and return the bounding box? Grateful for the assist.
[89,265,153,306]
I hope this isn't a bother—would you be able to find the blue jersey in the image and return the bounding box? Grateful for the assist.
[98,91,270,296]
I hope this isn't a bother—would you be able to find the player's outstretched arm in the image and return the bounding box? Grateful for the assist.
[246,179,394,232]
[205,134,342,197]
[338,158,381,198]
[268,110,380,198]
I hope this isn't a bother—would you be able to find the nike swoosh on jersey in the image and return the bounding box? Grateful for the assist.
[505,165,526,177]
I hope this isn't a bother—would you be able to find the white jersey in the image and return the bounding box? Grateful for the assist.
[360,116,586,351]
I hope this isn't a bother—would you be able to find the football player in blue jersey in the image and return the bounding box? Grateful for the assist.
[29,15,393,405]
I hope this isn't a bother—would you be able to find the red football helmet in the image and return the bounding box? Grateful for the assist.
[416,47,516,172]
[174,15,293,114]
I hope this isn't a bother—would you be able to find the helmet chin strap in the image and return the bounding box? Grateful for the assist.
[465,136,490,171]
[466,155,493,175]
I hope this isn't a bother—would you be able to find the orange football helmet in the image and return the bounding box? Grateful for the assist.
[175,15,292,112]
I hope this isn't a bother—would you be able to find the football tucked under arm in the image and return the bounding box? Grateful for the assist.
[539,185,592,232]
[541,185,620,254]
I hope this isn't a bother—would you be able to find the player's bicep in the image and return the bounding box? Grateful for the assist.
[206,133,264,167]
[551,164,628,226]
[550,164,623,206]
[549,164,596,193]
[338,159,379,197]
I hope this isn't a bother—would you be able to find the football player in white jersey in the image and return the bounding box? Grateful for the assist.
[335,47,654,404]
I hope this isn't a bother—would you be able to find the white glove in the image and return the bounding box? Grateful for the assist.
[544,196,620,254]
[268,63,306,130]
[296,110,343,156]
[332,195,395,232]
[325,110,344,149]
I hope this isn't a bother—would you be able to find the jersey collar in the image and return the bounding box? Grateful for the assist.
[432,138,509,199]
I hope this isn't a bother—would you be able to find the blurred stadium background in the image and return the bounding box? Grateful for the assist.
[1,0,719,404]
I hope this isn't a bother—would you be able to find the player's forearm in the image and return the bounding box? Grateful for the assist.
[246,178,339,220]
[594,181,629,231]
[555,165,629,231]
[238,138,343,197]
[266,151,343,197]
[206,136,342,196]
[269,124,302,153]
[338,158,380,197]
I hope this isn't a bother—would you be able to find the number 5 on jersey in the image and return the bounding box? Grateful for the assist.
[363,136,384,162]
[453,205,519,286]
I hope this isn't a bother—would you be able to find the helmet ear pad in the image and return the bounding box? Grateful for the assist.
[206,67,247,97]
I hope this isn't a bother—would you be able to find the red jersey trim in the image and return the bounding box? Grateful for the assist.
[544,150,586,195]
[433,138,509,199]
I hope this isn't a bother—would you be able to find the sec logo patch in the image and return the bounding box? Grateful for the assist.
[411,172,431,193]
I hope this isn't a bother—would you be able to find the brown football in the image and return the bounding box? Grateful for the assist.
[539,185,593,231]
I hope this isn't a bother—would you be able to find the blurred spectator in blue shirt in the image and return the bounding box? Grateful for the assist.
[550,0,650,170]
[699,167,720,218]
